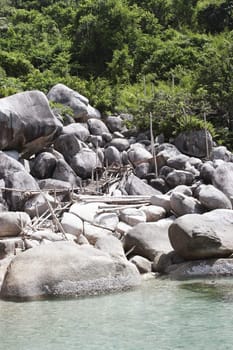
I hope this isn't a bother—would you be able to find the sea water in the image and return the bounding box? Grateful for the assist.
[0,278,233,350]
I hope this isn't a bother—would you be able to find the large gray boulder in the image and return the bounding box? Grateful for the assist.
[0,242,140,300]
[52,159,81,187]
[125,174,161,196]
[169,209,233,260]
[0,152,40,210]
[87,118,109,135]
[104,146,121,166]
[106,116,123,133]
[109,138,130,152]
[173,130,213,158]
[128,144,152,166]
[30,152,57,179]
[71,149,102,179]
[166,170,194,188]
[47,84,100,121]
[62,123,90,142]
[54,133,83,163]
[212,162,233,204]
[124,217,175,260]
[210,146,233,162]
[196,184,232,210]
[0,211,31,237]
[0,91,62,157]
[170,192,203,217]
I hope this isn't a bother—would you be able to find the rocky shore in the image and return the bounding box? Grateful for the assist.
[0,83,233,301]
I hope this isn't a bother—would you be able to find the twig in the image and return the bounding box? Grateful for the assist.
[41,193,68,240]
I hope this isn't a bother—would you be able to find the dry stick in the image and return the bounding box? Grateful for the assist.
[97,203,150,213]
[150,112,158,177]
[41,193,68,240]
[125,245,136,257]
[203,111,209,159]
[71,211,116,233]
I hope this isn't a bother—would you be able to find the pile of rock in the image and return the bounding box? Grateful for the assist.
[1,83,233,300]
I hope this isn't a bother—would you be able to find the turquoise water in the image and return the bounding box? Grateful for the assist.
[1,278,233,350]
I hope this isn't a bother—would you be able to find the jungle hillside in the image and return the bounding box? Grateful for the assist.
[0,0,233,147]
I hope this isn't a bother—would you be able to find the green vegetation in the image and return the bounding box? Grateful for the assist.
[0,0,233,147]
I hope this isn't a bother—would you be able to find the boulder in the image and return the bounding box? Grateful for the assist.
[119,208,146,226]
[87,118,109,135]
[104,146,121,167]
[0,242,140,300]
[30,152,57,179]
[168,185,193,197]
[150,194,171,212]
[38,179,73,191]
[124,217,175,260]
[166,170,194,188]
[61,212,83,237]
[47,83,100,121]
[52,159,81,187]
[149,177,169,193]
[0,211,31,237]
[69,202,106,223]
[109,138,130,152]
[71,149,102,179]
[135,163,150,179]
[210,146,233,162]
[95,235,126,260]
[62,123,90,142]
[54,133,83,163]
[197,184,232,210]
[125,174,161,196]
[105,116,123,133]
[83,222,113,245]
[94,212,119,231]
[212,162,233,204]
[128,144,152,166]
[166,258,233,279]
[24,193,57,218]
[130,255,152,274]
[168,209,233,260]
[200,161,215,184]
[170,192,203,217]
[0,238,23,258]
[0,91,62,157]
[173,130,213,158]
[5,169,40,211]
[140,205,166,222]
[167,154,190,170]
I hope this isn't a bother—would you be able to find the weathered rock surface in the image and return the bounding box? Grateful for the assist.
[124,217,175,260]
[173,130,213,158]
[125,174,161,196]
[130,255,152,274]
[30,152,57,179]
[196,184,232,210]
[165,258,233,279]
[0,91,62,157]
[212,162,233,204]
[71,149,102,179]
[47,83,100,121]
[169,209,233,260]
[0,212,31,237]
[170,192,203,217]
[0,242,140,300]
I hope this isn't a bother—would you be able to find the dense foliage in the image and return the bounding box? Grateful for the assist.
[1,0,233,147]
